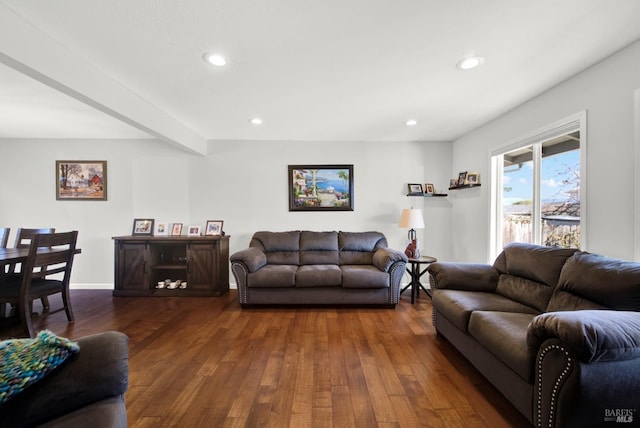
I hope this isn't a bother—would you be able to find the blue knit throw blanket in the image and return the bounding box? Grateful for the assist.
[0,330,80,403]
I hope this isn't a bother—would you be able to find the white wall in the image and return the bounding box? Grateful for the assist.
[0,138,453,286]
[451,40,640,262]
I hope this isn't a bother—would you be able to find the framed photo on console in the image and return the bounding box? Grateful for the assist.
[205,220,224,236]
[154,222,169,236]
[132,218,154,236]
[171,223,183,236]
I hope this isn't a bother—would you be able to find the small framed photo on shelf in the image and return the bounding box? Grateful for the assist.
[154,222,169,236]
[187,225,201,236]
[171,223,183,236]
[466,172,479,184]
[449,179,458,188]
[132,218,154,236]
[457,172,468,186]
[205,220,224,236]
[407,183,423,195]
[424,183,435,194]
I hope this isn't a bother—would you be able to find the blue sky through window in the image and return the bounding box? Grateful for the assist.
[503,149,579,205]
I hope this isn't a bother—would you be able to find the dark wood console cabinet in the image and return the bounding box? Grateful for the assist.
[112,235,230,297]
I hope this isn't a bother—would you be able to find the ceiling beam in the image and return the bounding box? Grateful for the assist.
[0,5,207,155]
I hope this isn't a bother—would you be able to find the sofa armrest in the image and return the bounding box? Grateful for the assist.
[0,331,129,428]
[373,248,408,272]
[527,310,640,363]
[230,247,267,272]
[427,262,499,292]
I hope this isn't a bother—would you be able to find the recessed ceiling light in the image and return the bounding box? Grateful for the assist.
[249,118,263,125]
[456,56,484,70]
[405,119,417,126]
[203,53,226,67]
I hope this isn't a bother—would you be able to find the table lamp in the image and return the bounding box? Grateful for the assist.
[399,208,424,258]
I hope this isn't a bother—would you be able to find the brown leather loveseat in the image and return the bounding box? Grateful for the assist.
[428,243,640,427]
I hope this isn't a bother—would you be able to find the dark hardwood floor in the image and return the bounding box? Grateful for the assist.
[1,290,531,427]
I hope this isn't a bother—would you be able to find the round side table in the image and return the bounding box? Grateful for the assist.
[401,255,437,303]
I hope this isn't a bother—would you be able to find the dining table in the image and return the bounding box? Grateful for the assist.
[0,247,82,269]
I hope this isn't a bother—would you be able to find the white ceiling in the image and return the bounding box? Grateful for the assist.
[1,0,640,153]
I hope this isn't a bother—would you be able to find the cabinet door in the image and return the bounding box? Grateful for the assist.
[116,243,148,291]
[187,243,217,292]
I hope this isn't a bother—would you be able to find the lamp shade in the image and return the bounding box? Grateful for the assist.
[399,208,425,229]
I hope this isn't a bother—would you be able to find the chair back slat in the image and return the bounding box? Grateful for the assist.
[14,228,55,248]
[0,227,9,248]
[8,228,55,275]
[22,231,78,291]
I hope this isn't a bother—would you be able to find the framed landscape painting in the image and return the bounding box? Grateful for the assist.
[288,165,353,211]
[56,160,107,200]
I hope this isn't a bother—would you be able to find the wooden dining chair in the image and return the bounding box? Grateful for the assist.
[0,228,10,317]
[0,231,78,338]
[0,227,9,248]
[7,228,55,309]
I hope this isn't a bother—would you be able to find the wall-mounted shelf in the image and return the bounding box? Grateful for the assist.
[406,193,448,197]
[448,183,481,190]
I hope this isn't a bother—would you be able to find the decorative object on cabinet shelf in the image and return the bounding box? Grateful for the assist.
[424,183,435,194]
[407,183,423,195]
[399,208,424,258]
[132,218,154,236]
[188,225,201,236]
[171,223,183,236]
[154,222,169,236]
[205,220,224,236]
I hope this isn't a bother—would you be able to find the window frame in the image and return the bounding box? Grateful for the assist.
[489,111,587,261]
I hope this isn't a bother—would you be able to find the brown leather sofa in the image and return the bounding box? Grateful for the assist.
[0,331,129,427]
[428,243,640,428]
[230,231,407,306]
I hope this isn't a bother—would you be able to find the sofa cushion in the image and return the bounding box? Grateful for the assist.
[299,231,339,265]
[548,251,640,311]
[341,265,389,288]
[250,231,300,265]
[296,265,342,287]
[248,265,297,288]
[495,274,554,312]
[468,311,537,382]
[502,243,577,286]
[432,289,539,332]
[338,231,387,265]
